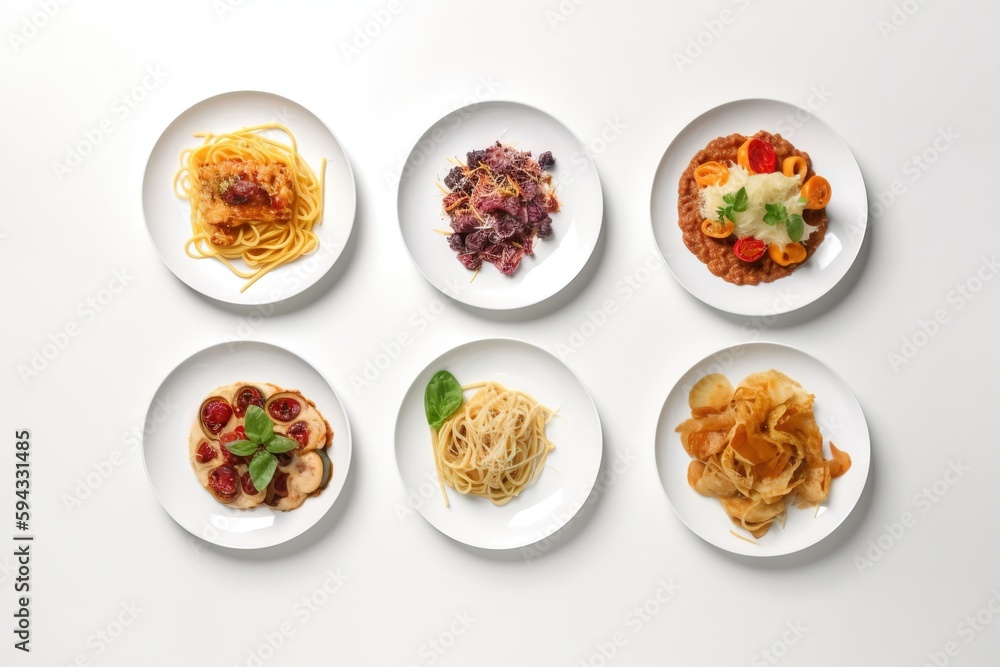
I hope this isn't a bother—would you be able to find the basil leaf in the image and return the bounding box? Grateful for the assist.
[787,215,804,243]
[249,450,278,493]
[763,203,786,226]
[244,405,273,444]
[223,439,259,457]
[722,192,736,206]
[733,187,749,212]
[266,435,299,454]
[425,370,463,430]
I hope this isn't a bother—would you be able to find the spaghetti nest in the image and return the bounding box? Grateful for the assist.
[174,123,325,292]
[433,381,555,506]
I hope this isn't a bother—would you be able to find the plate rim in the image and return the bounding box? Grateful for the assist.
[395,98,604,311]
[393,335,604,549]
[140,338,354,550]
[654,339,871,557]
[649,96,868,317]
[141,88,357,306]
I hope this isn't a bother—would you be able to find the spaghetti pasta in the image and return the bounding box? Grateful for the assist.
[432,381,555,507]
[174,123,325,292]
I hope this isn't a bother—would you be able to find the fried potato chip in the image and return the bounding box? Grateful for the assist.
[688,373,734,412]
[677,369,850,540]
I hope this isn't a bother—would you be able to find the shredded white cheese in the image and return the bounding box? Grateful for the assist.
[699,165,817,246]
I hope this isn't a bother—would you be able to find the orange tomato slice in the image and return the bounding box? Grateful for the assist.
[694,161,729,187]
[737,138,753,173]
[701,218,735,239]
[767,242,807,266]
[782,156,808,185]
[801,175,831,209]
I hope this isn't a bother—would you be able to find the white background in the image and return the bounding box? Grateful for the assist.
[2,1,998,665]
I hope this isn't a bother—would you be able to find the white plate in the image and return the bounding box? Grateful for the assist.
[650,98,868,316]
[395,338,603,549]
[655,341,871,557]
[142,91,356,305]
[397,101,603,310]
[142,341,353,549]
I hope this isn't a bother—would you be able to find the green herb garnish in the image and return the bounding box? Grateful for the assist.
[716,187,748,224]
[761,203,805,243]
[224,405,299,493]
[424,370,463,430]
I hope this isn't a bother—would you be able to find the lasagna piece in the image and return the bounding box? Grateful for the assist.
[196,159,295,246]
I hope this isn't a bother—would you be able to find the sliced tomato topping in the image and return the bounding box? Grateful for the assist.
[747,139,776,174]
[733,237,767,262]
[201,398,233,436]
[195,441,217,464]
[219,426,248,465]
[233,387,264,418]
[240,471,261,496]
[208,465,240,503]
[288,421,310,448]
[272,472,289,498]
[267,398,301,422]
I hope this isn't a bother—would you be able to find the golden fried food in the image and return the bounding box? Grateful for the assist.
[676,370,850,538]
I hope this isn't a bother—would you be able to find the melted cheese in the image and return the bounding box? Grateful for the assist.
[188,381,333,511]
[699,165,817,246]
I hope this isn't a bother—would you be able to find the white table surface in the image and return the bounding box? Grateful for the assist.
[2,1,997,665]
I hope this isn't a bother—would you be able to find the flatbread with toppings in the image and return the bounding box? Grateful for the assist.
[189,382,333,511]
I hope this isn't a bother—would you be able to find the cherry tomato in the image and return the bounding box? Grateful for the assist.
[768,242,807,266]
[272,472,289,498]
[288,421,310,448]
[733,237,767,262]
[694,161,729,187]
[801,175,831,209]
[208,465,240,503]
[195,441,217,464]
[240,471,261,496]
[200,398,233,436]
[747,139,776,174]
[233,386,264,418]
[701,218,735,239]
[267,397,301,422]
[219,427,248,465]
